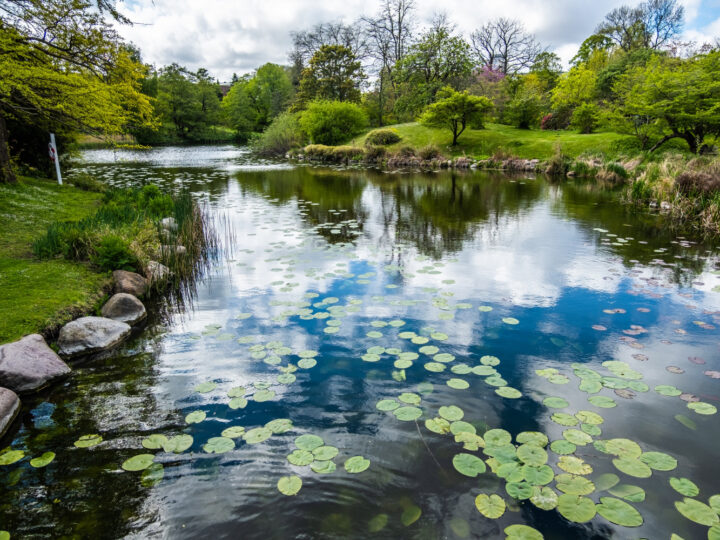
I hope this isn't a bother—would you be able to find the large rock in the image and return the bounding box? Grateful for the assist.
[146,261,171,284]
[0,334,71,393]
[159,245,187,258]
[113,270,148,298]
[57,317,131,358]
[101,293,147,325]
[160,217,178,231]
[0,387,20,438]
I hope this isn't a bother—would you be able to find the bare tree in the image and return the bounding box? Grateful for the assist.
[470,18,541,75]
[289,22,369,75]
[596,0,684,51]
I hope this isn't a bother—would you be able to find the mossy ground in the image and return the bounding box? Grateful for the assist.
[0,177,109,344]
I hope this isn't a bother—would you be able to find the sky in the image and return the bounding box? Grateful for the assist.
[117,0,720,82]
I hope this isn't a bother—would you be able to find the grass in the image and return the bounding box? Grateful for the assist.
[0,177,109,344]
[350,122,636,160]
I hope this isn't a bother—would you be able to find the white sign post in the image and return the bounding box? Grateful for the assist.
[49,133,62,185]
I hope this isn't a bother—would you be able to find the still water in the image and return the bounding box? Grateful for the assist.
[1,145,719,539]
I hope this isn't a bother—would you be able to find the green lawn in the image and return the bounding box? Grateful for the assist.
[350,122,635,160]
[0,177,109,344]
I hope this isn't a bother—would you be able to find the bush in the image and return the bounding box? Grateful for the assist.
[630,178,654,200]
[69,173,106,192]
[597,162,629,184]
[397,145,416,157]
[299,100,368,146]
[676,171,720,194]
[571,103,600,134]
[418,145,442,160]
[92,235,138,272]
[570,160,596,178]
[365,128,401,146]
[253,111,304,156]
[303,144,334,160]
[504,91,544,129]
[545,145,571,176]
[364,146,387,161]
[331,146,364,161]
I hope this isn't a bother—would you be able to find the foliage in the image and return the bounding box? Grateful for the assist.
[572,103,601,134]
[299,100,368,145]
[552,66,598,108]
[596,0,684,51]
[297,45,365,106]
[91,235,138,272]
[612,52,720,153]
[418,144,443,160]
[252,111,305,156]
[419,87,493,145]
[0,0,155,183]
[504,90,545,129]
[365,129,402,146]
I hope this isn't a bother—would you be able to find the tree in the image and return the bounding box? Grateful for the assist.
[296,45,366,106]
[530,52,563,90]
[596,0,684,51]
[298,100,368,145]
[612,52,720,153]
[470,18,542,75]
[419,86,492,145]
[393,16,473,118]
[0,0,154,183]
[551,65,598,108]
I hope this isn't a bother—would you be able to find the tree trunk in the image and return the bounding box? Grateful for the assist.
[0,113,17,184]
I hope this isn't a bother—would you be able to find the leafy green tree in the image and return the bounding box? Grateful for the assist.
[297,45,365,105]
[551,65,598,108]
[504,88,545,129]
[298,100,368,145]
[0,0,155,183]
[419,87,492,145]
[530,52,563,90]
[571,102,600,134]
[612,52,720,153]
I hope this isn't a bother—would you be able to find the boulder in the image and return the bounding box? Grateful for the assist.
[146,261,171,284]
[0,387,20,438]
[160,217,177,231]
[0,334,71,393]
[57,317,131,358]
[101,293,147,325]
[159,245,187,258]
[113,270,148,298]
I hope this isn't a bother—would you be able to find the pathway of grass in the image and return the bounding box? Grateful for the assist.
[0,177,109,344]
[351,122,636,160]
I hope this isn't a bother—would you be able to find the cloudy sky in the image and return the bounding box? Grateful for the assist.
[117,0,720,82]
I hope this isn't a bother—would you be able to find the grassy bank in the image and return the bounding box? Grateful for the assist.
[0,177,109,343]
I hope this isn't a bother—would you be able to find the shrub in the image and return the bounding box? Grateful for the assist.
[630,178,654,200]
[571,103,600,134]
[303,144,334,160]
[92,235,138,272]
[418,145,442,160]
[545,145,571,176]
[397,145,416,157]
[365,128,401,146]
[597,162,629,184]
[504,91,544,129]
[69,173,106,192]
[570,160,596,177]
[331,146,364,161]
[540,114,554,131]
[364,146,387,161]
[676,171,720,194]
[299,100,368,146]
[253,111,304,156]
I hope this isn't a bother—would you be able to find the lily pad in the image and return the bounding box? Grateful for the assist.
[484,429,512,446]
[516,432,549,447]
[244,427,272,444]
[140,462,164,487]
[595,473,620,491]
[121,454,155,472]
[588,396,617,408]
[502,317,519,325]
[221,426,246,439]
[506,481,534,500]
[640,451,677,471]
[474,493,505,518]
[313,445,339,461]
[194,381,217,393]
[277,475,302,496]
[551,413,578,427]
[557,494,597,523]
[609,484,646,502]
[558,456,592,475]
[398,392,421,405]
[298,358,317,369]
[287,449,314,466]
[29,451,55,468]
[517,444,548,466]
[401,503,422,526]
[496,386,522,399]
[311,460,336,474]
[543,397,569,408]
[295,434,324,451]
[376,399,399,411]
[439,405,464,422]
[394,406,422,421]
[655,385,682,396]
[613,458,652,478]
[556,474,595,495]
[204,437,235,454]
[185,410,206,424]
[425,417,451,434]
[452,453,487,477]
[670,477,699,497]
[447,378,470,390]
[530,486,558,510]
[229,397,248,409]
[253,389,275,402]
[688,402,717,415]
[266,418,293,434]
[142,434,169,450]
[550,440,576,455]
[73,434,103,448]
[563,429,592,446]
[344,455,370,473]
[162,434,193,453]
[597,496,643,527]
[504,524,543,540]
[675,497,719,526]
[523,465,554,486]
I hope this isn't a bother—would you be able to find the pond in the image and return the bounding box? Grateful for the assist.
[1,145,719,539]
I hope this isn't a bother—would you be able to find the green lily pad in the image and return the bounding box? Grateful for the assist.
[556,474,595,495]
[484,429,512,446]
[563,429,592,446]
[450,421,476,435]
[588,396,617,408]
[558,456,592,475]
[376,399,400,411]
[295,434,323,451]
[162,434,193,453]
[557,494,597,523]
[597,496,643,527]
[675,414,697,430]
[311,460,336,474]
[344,455,370,473]
[140,462,164,487]
[73,434,103,448]
[204,436,235,454]
[688,402,717,415]
[417,382,434,394]
[613,458,652,478]
[595,473,620,491]
[655,385,682,396]
[298,358,317,369]
[709,494,720,513]
[277,373,296,385]
[452,453,487,477]
[29,451,55,468]
[530,486,558,510]
[398,392,421,405]
[609,484,645,502]
[575,410,604,425]
[447,378,470,390]
[475,493,505,518]
[0,450,23,466]
[424,362,445,372]
[517,444,548,466]
[425,417,451,434]
[194,381,217,393]
[550,440,576,455]
[516,432,549,447]
[394,406,422,421]
[244,427,272,444]
[675,497,719,526]
[142,434,169,450]
[277,475,302,496]
[419,346,439,355]
[506,481,534,500]
[504,524,543,539]
[670,477,699,497]
[543,396,569,408]
[368,513,388,533]
[401,503,422,526]
[640,451,677,471]
[221,426,246,439]
[496,386,522,399]
[579,379,602,393]
[266,418,293,434]
[229,397,248,409]
[287,449,314,466]
[312,445,339,461]
[253,389,275,402]
[551,413,578,427]
[523,465,554,485]
[121,454,155,472]
[502,317,519,325]
[185,410,206,424]
[439,405,464,422]
[605,438,642,458]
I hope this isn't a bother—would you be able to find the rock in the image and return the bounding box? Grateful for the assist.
[146,261,171,283]
[159,245,187,258]
[660,201,672,211]
[0,334,71,393]
[113,270,148,298]
[101,293,147,325]
[0,387,20,438]
[57,317,131,358]
[160,217,177,231]
[649,200,658,208]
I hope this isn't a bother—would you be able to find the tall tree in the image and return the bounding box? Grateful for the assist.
[596,0,684,51]
[470,18,542,75]
[0,0,154,183]
[419,86,492,145]
[296,45,366,105]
